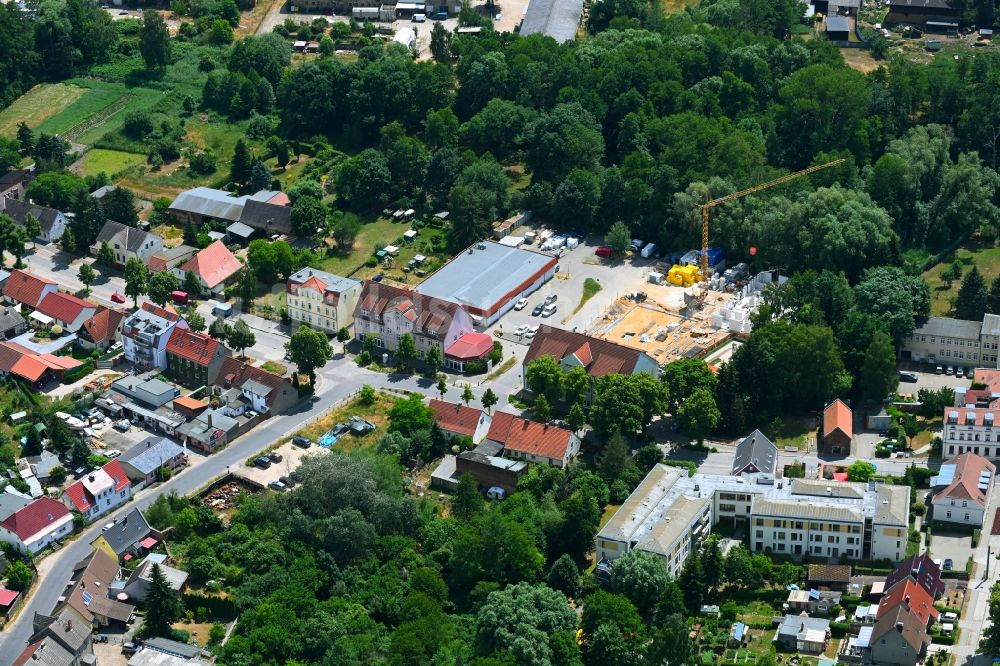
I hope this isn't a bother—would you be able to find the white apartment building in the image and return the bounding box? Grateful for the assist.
[286,268,362,335]
[598,465,910,572]
[903,314,1000,369]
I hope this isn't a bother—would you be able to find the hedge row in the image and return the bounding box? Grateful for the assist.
[182,592,237,620]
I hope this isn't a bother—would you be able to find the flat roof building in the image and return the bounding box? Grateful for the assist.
[520,0,583,42]
[415,240,558,327]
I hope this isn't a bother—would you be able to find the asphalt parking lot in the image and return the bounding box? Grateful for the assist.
[92,422,152,455]
[234,440,329,488]
[897,364,972,394]
[929,529,975,572]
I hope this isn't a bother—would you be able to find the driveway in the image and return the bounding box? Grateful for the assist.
[928,529,975,572]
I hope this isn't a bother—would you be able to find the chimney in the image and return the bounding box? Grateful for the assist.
[895,622,904,632]
[207,413,212,427]
[88,475,95,482]
[904,595,911,606]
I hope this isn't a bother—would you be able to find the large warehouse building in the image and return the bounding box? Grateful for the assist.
[415,241,558,327]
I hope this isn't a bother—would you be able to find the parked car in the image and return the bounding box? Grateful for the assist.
[268,480,287,492]
[122,642,138,655]
[254,456,271,469]
[525,324,540,339]
[111,291,126,304]
[292,436,312,448]
[631,239,644,252]
[541,304,557,317]
[268,451,283,463]
[966,367,975,379]
[114,419,131,432]
[531,304,544,316]
[279,475,294,487]
[943,558,954,571]
[290,470,303,482]
[899,371,919,383]
[935,365,943,374]
[514,298,529,310]
[101,521,115,532]
[544,294,558,305]
[486,486,506,500]
[595,246,612,258]
[105,449,121,459]
[331,422,351,437]
[946,366,954,375]
[514,324,529,337]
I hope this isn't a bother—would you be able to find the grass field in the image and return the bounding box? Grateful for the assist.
[316,218,448,281]
[0,83,86,136]
[80,149,146,178]
[765,415,814,451]
[662,0,699,11]
[924,245,1000,316]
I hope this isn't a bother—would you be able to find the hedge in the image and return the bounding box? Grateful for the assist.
[182,592,237,620]
[61,361,95,384]
[941,570,969,580]
[830,622,849,638]
[973,528,981,547]
[931,628,959,645]
[662,460,698,476]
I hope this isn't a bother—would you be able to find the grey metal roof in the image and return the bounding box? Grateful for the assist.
[120,436,187,475]
[912,316,982,341]
[415,241,556,312]
[874,484,910,526]
[752,496,862,523]
[239,199,292,234]
[0,490,31,522]
[1,198,61,235]
[520,0,583,42]
[777,614,830,637]
[826,15,851,32]
[98,507,150,555]
[143,636,202,659]
[91,185,116,199]
[241,379,273,396]
[226,221,255,238]
[983,314,1000,337]
[168,187,247,222]
[732,429,777,475]
[288,267,360,294]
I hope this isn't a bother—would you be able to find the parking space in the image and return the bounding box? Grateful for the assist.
[233,440,330,489]
[91,422,154,456]
[896,364,972,394]
[928,529,975,572]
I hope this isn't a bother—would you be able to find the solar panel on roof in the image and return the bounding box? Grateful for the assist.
[82,590,92,606]
[935,465,956,486]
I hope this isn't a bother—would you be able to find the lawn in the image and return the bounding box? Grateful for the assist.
[764,415,815,451]
[574,277,603,314]
[599,503,622,530]
[317,218,448,282]
[260,361,288,375]
[0,83,86,136]
[295,390,398,453]
[923,245,1000,316]
[79,149,146,178]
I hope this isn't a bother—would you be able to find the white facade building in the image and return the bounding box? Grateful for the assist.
[286,268,362,335]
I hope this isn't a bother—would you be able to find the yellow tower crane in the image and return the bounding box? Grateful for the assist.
[698,159,847,282]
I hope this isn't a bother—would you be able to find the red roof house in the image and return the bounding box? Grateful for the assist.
[79,306,127,351]
[181,240,242,292]
[429,399,492,443]
[0,341,83,384]
[445,332,495,371]
[61,460,131,523]
[877,578,940,627]
[34,291,97,332]
[486,412,580,468]
[166,327,231,387]
[523,326,660,384]
[0,496,73,554]
[821,399,853,455]
[2,269,57,308]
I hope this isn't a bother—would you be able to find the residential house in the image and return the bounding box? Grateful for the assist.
[821,399,853,455]
[21,606,93,664]
[179,240,242,295]
[0,586,21,621]
[930,452,995,527]
[148,245,197,275]
[807,564,852,591]
[903,314,995,371]
[176,408,238,453]
[77,306,127,352]
[90,221,164,266]
[0,490,31,523]
[486,411,580,467]
[287,267,362,335]
[64,548,136,628]
[0,168,31,201]
[135,636,203,661]
[353,281,475,359]
[165,328,230,388]
[428,399,492,443]
[0,496,73,554]
[24,451,61,485]
[883,555,945,601]
[877,579,939,627]
[61,460,131,523]
[118,436,188,487]
[123,555,188,602]
[13,638,78,666]
[0,341,84,385]
[886,0,961,28]
[214,356,298,415]
[3,269,57,308]
[775,615,830,653]
[34,292,97,333]
[445,331,496,372]
[99,375,185,435]
[785,589,843,615]
[523,326,661,395]
[732,429,778,476]
[239,198,292,235]
[868,604,929,666]
[90,507,152,563]
[121,302,188,370]
[0,198,66,243]
[0,305,27,340]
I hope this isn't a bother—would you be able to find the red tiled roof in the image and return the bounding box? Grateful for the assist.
[167,327,223,366]
[524,326,644,378]
[0,342,82,382]
[445,332,494,360]
[871,603,928,654]
[63,460,130,512]
[140,301,180,322]
[0,587,19,606]
[884,555,945,600]
[104,459,130,492]
[355,282,463,337]
[81,307,127,344]
[429,399,486,437]
[973,368,1000,395]
[174,395,208,411]
[823,399,853,439]
[2,269,55,308]
[877,578,939,626]
[35,291,96,325]
[937,452,995,509]
[181,240,242,288]
[0,497,69,540]
[216,357,290,407]
[267,192,290,206]
[487,412,575,461]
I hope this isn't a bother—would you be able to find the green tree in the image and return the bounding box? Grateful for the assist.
[610,548,670,616]
[563,366,591,407]
[990,274,1000,315]
[437,376,447,401]
[661,358,715,413]
[854,266,930,346]
[396,333,417,370]
[606,221,631,257]
[701,535,725,592]
[329,211,361,250]
[22,425,43,456]
[429,21,451,62]
[5,560,33,592]
[227,319,256,359]
[186,311,206,333]
[956,265,989,321]
[525,355,564,403]
[547,553,581,599]
[389,394,435,437]
[208,316,230,340]
[147,270,178,307]
[453,473,484,520]
[123,257,149,307]
[678,547,706,611]
[184,270,203,297]
[580,590,644,643]
[22,213,40,247]
[103,187,139,227]
[860,331,899,401]
[336,326,351,354]
[534,393,552,423]
[248,160,271,192]
[461,385,474,406]
[143,563,184,637]
[677,388,720,444]
[236,264,256,312]
[423,343,443,376]
[647,613,697,666]
[77,263,96,295]
[476,583,577,666]
[60,227,77,254]
[591,374,664,438]
[981,580,1000,656]
[139,9,170,69]
[230,138,252,187]
[285,325,332,386]
[567,402,586,433]
[290,195,325,237]
[16,122,33,155]
[847,460,876,482]
[481,388,498,414]
[598,430,629,483]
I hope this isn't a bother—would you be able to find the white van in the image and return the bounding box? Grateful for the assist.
[486,486,506,500]
[641,243,657,259]
[212,302,233,317]
[412,13,426,21]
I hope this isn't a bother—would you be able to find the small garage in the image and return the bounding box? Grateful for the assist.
[826,15,851,41]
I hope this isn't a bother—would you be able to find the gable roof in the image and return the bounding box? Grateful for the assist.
[166,327,225,366]
[65,548,134,624]
[94,220,160,253]
[288,267,359,299]
[63,460,130,512]
[239,198,292,234]
[429,399,486,437]
[216,357,290,407]
[0,304,25,333]
[0,341,82,382]
[445,332,495,360]
[933,452,995,509]
[823,399,853,439]
[81,306,127,344]
[35,291,96,325]
[732,429,777,476]
[525,326,649,378]
[870,603,929,654]
[878,578,939,626]
[1,198,61,235]
[13,638,75,666]
[180,240,242,288]
[168,187,247,222]
[487,412,575,461]
[0,497,70,541]
[883,554,945,600]
[355,281,464,338]
[95,507,150,555]
[3,269,56,308]
[119,436,187,475]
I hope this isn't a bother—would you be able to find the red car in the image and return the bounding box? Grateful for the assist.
[595,246,613,258]
[111,291,126,304]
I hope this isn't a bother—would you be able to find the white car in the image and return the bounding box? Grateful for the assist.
[104,449,121,459]
[514,298,529,311]
[524,324,540,339]
[514,324,529,337]
[541,304,557,317]
[101,521,115,532]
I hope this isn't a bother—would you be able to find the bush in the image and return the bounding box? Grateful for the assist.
[662,460,697,476]
[464,360,487,375]
[973,528,981,547]
[365,257,378,267]
[830,621,849,638]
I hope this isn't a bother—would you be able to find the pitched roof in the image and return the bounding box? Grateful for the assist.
[0,168,30,190]
[168,187,247,222]
[166,327,225,366]
[0,342,82,382]
[35,291,96,325]
[287,267,359,299]
[239,198,292,234]
[216,357,289,408]
[81,306,127,344]
[94,220,160,253]
[823,399,853,439]
[355,282,464,338]
[0,497,70,540]
[119,436,187,475]
[180,240,242,288]
[732,429,777,476]
[0,304,25,333]
[870,603,929,654]
[14,637,76,666]
[2,269,56,308]
[226,221,255,238]
[525,326,648,378]
[884,554,945,600]
[933,452,995,509]
[487,412,575,461]
[66,548,133,624]
[429,399,486,437]
[1,198,61,235]
[878,578,939,626]
[445,332,494,360]
[95,507,150,555]
[63,461,130,512]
